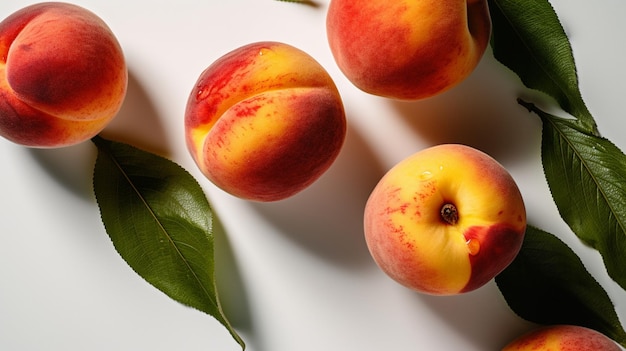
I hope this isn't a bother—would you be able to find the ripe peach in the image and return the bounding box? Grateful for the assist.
[502,325,621,351]
[185,41,346,202]
[363,144,526,295]
[326,0,491,100]
[0,2,127,148]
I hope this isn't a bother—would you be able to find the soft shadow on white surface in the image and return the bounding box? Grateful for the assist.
[28,142,97,201]
[416,282,538,350]
[250,121,385,270]
[28,69,171,199]
[214,213,252,330]
[99,68,171,157]
[213,212,267,351]
[391,51,542,164]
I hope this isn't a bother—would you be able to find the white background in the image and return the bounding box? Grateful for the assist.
[1,1,625,350]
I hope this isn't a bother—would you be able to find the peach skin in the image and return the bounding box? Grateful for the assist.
[364,144,526,295]
[185,41,346,202]
[502,325,621,351]
[0,2,127,148]
[326,0,491,100]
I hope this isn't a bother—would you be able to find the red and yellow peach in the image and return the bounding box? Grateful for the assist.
[185,41,346,202]
[326,0,491,100]
[0,2,127,148]
[502,325,621,351]
[364,144,526,295]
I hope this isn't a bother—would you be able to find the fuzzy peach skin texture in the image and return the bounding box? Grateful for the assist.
[185,41,346,202]
[502,325,621,351]
[0,2,127,148]
[326,0,491,100]
[364,144,526,295]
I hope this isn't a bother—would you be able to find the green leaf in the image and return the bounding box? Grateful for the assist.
[273,0,318,6]
[91,136,244,349]
[488,0,597,134]
[519,100,626,292]
[495,225,626,347]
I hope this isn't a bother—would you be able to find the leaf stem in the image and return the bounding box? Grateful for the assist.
[517,98,538,114]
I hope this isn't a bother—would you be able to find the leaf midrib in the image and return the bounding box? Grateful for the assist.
[101,143,218,310]
[545,115,626,256]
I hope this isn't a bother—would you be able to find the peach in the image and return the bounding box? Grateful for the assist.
[363,144,526,295]
[326,0,491,100]
[185,41,346,202]
[502,325,621,351]
[0,2,127,148]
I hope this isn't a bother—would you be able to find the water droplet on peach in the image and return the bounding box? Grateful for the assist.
[419,171,433,181]
[466,238,480,256]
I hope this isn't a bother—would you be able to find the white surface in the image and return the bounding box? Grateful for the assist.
[1,1,625,350]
